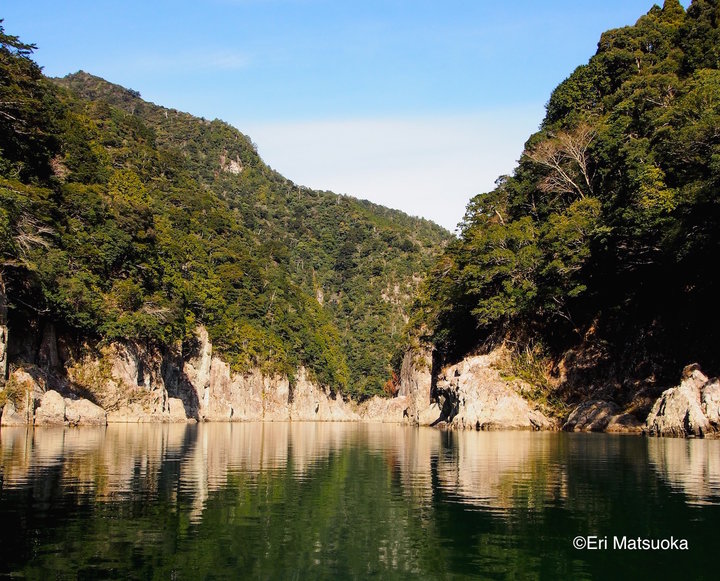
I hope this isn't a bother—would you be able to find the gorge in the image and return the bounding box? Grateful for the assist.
[2,0,720,439]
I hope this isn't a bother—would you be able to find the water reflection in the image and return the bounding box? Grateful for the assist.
[2,424,720,578]
[648,437,720,505]
[3,424,720,517]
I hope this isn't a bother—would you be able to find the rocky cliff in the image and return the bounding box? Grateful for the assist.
[0,323,557,430]
[1,325,367,426]
[3,323,711,437]
[432,352,555,431]
[555,363,720,438]
[380,348,555,431]
[643,365,720,438]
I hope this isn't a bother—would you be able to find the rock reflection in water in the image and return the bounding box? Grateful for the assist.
[1,424,572,518]
[2,425,720,578]
[434,431,568,513]
[648,436,720,505]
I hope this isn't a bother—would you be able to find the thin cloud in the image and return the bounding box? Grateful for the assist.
[241,107,544,231]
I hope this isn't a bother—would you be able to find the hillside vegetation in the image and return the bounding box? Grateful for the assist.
[414,0,720,400]
[0,25,448,399]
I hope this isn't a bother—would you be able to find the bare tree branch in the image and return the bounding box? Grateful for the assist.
[526,123,596,200]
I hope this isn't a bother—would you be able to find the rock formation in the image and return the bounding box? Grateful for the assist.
[1,368,43,426]
[1,326,364,426]
[16,325,720,438]
[428,352,553,431]
[64,397,107,426]
[644,365,720,438]
[34,390,66,425]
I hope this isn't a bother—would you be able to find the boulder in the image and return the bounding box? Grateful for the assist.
[605,413,643,433]
[65,397,107,426]
[35,390,67,425]
[644,365,714,437]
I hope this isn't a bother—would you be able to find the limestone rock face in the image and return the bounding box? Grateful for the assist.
[417,402,442,426]
[644,365,718,437]
[290,368,358,421]
[358,395,409,423]
[64,341,170,422]
[433,353,553,431]
[35,390,67,425]
[180,325,213,419]
[169,328,359,422]
[56,326,365,424]
[166,398,187,422]
[0,327,557,429]
[1,402,29,426]
[64,397,107,426]
[1,368,44,425]
[398,350,433,424]
[203,360,271,421]
[701,380,720,425]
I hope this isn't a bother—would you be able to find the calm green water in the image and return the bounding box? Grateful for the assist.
[0,424,719,580]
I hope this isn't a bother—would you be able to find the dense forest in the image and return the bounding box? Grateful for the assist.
[0,23,448,400]
[414,0,720,401]
[3,0,719,410]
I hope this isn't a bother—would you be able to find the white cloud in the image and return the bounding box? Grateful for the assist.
[241,107,544,231]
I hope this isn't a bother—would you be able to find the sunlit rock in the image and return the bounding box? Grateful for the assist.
[34,390,66,425]
[645,364,717,437]
[433,353,554,431]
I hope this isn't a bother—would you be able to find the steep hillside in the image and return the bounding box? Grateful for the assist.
[0,27,449,400]
[415,0,720,407]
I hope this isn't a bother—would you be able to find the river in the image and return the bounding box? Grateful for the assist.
[0,423,718,579]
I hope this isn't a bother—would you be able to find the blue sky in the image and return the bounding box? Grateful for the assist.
[3,0,690,230]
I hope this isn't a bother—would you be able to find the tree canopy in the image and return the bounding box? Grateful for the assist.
[414,0,720,389]
[0,27,449,398]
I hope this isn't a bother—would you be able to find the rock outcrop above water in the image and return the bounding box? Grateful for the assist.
[23,324,719,436]
[644,365,720,438]
[0,329,557,431]
[430,352,554,431]
[35,390,107,426]
[9,329,720,439]
[65,397,107,426]
[34,390,66,425]
[1,326,364,426]
[1,368,43,426]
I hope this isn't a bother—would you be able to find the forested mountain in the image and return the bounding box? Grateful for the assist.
[0,25,448,399]
[415,0,720,399]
